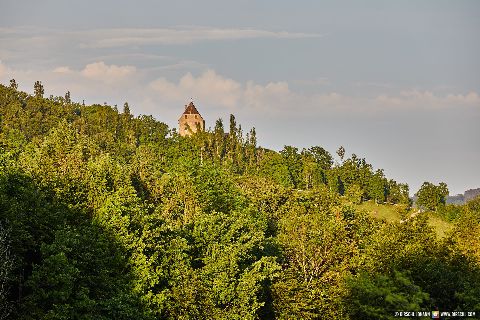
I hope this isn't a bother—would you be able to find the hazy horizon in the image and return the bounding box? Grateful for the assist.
[1,0,479,195]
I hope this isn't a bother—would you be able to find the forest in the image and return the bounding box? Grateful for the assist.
[0,80,479,319]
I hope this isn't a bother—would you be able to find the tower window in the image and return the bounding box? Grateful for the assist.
[185,115,187,119]
[195,115,197,119]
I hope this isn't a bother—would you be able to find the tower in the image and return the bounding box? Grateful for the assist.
[178,100,205,136]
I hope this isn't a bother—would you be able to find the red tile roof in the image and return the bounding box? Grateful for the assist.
[183,101,201,115]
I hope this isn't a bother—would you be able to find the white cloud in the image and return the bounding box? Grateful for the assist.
[150,70,242,109]
[80,61,136,81]
[244,81,296,112]
[147,70,366,120]
[53,66,72,74]
[148,70,480,119]
[0,61,142,107]
[446,92,480,104]
[2,61,478,122]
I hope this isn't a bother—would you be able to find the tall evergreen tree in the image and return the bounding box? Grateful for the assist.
[34,80,44,97]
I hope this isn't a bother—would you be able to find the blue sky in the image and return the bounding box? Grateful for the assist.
[1,0,479,195]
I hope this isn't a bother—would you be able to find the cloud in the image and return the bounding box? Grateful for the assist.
[80,61,136,82]
[0,60,30,83]
[375,90,480,109]
[150,70,242,109]
[76,27,321,48]
[1,26,321,56]
[2,61,478,122]
[149,70,307,114]
[446,92,480,104]
[149,70,356,117]
[0,61,144,109]
[53,66,72,74]
[147,70,480,120]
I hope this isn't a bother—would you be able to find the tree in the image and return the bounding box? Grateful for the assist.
[213,118,226,160]
[34,81,44,97]
[346,184,363,204]
[229,114,237,137]
[415,182,449,211]
[0,222,12,320]
[336,146,345,162]
[3,82,476,318]
[345,271,429,319]
[368,169,387,204]
[65,91,71,104]
[9,79,18,90]
[450,196,480,264]
[123,102,130,115]
[273,194,358,319]
[386,180,410,205]
[307,146,333,170]
[258,150,294,188]
[280,146,303,188]
[249,127,257,148]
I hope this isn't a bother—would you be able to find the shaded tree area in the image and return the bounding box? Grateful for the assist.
[0,170,146,319]
[1,82,480,318]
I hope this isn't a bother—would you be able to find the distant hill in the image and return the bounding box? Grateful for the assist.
[464,188,480,202]
[446,194,465,205]
[446,187,480,204]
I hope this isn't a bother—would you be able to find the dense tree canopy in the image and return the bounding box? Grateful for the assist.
[0,82,479,319]
[415,182,449,212]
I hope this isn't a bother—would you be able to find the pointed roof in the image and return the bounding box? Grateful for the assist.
[183,101,201,115]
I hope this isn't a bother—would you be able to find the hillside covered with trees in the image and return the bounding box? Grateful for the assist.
[1,81,479,319]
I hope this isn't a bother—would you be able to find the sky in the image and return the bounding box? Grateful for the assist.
[0,0,479,195]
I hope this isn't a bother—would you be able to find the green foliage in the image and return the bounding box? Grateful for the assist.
[0,222,12,319]
[258,150,294,188]
[346,184,363,204]
[279,146,303,188]
[0,171,146,319]
[193,164,241,214]
[345,271,429,320]
[0,82,479,318]
[415,182,449,211]
[386,180,410,206]
[449,197,480,265]
[437,204,463,221]
[272,192,362,319]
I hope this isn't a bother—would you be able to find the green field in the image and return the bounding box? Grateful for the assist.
[355,200,454,238]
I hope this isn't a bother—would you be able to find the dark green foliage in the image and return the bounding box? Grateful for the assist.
[0,221,12,319]
[345,271,429,320]
[0,171,146,319]
[438,204,463,221]
[0,82,479,318]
